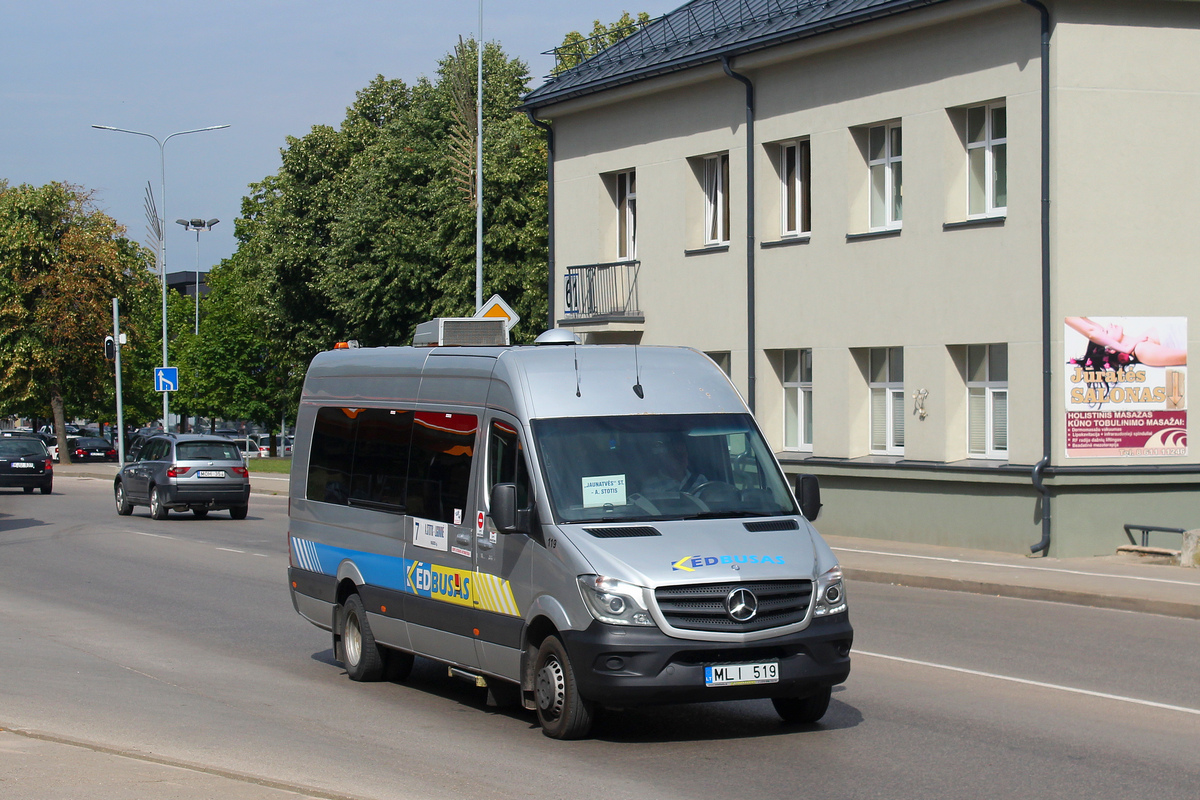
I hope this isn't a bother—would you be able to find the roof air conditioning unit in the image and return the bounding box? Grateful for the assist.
[412,317,509,347]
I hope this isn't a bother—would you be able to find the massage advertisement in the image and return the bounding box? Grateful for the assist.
[1064,317,1187,458]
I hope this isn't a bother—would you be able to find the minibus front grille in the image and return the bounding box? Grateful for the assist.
[655,580,812,633]
[583,525,662,538]
[742,519,800,532]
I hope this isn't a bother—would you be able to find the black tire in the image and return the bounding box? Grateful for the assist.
[192,508,209,519]
[772,686,832,724]
[23,486,34,494]
[533,635,594,739]
[149,486,169,520]
[229,504,248,520]
[114,482,133,515]
[341,594,385,682]
[40,483,52,495]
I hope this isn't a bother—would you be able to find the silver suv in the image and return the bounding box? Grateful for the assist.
[114,434,251,519]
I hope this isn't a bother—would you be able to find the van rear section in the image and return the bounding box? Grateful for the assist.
[287,330,852,739]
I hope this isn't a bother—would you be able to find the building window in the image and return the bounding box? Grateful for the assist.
[869,347,904,454]
[868,123,902,230]
[704,153,730,245]
[783,349,813,450]
[705,351,732,377]
[780,140,811,237]
[616,170,636,260]
[967,103,1006,217]
[967,344,1008,458]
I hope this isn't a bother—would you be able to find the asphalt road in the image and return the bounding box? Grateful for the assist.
[1,476,1197,799]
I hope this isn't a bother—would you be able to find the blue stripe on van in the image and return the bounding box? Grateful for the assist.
[290,537,413,594]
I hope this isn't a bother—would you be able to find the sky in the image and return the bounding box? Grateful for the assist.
[2,1,675,271]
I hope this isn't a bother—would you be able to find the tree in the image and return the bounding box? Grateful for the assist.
[553,11,652,74]
[0,182,157,459]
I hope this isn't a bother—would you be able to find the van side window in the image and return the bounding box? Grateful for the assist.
[350,409,414,509]
[488,419,530,509]
[308,408,358,505]
[406,412,477,523]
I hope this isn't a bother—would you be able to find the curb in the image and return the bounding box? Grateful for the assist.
[843,567,1200,621]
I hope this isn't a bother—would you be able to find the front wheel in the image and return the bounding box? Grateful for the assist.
[341,594,385,682]
[115,482,133,515]
[149,486,169,519]
[772,686,832,724]
[534,635,594,739]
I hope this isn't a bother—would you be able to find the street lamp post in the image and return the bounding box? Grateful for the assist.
[92,123,229,431]
[176,217,219,433]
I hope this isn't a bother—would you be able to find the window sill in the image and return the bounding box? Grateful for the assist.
[846,228,901,242]
[943,215,1006,231]
[761,236,810,249]
[684,244,730,256]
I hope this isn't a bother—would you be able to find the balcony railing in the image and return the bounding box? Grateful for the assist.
[562,261,643,323]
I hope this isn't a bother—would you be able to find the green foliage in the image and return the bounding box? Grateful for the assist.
[0,182,158,437]
[553,11,652,74]
[207,40,549,421]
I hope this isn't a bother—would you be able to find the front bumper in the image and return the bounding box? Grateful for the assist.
[560,613,853,706]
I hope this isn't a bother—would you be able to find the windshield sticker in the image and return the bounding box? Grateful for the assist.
[672,554,787,571]
[582,474,627,507]
[412,516,449,552]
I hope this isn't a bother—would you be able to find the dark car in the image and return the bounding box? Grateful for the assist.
[66,436,118,462]
[0,436,53,494]
[114,434,251,519]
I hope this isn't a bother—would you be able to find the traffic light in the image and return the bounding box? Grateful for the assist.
[104,335,115,361]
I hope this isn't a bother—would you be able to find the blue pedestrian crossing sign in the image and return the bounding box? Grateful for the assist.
[154,367,179,392]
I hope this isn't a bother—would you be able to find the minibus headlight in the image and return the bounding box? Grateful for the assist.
[813,565,848,617]
[578,575,655,626]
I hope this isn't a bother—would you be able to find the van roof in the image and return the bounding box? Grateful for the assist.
[301,344,747,419]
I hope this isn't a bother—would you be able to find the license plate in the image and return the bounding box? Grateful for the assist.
[10,462,35,469]
[705,661,779,687]
[196,470,225,478]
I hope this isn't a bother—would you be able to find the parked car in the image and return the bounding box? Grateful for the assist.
[114,434,250,519]
[66,436,118,462]
[0,436,53,494]
[235,438,269,458]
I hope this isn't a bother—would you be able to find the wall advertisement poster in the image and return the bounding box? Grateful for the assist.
[1064,317,1187,458]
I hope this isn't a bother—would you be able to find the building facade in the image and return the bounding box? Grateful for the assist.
[522,0,1200,557]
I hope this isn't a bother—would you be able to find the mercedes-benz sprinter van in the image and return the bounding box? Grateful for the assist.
[287,322,852,739]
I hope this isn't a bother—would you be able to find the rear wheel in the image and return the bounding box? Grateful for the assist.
[40,483,52,495]
[23,486,34,494]
[772,686,832,724]
[192,508,209,519]
[534,635,594,739]
[114,482,132,515]
[229,504,248,520]
[341,594,385,682]
[150,486,169,520]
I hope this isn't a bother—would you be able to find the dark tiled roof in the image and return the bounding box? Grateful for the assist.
[523,0,952,110]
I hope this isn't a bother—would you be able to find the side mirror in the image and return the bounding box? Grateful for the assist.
[794,474,822,522]
[489,483,521,534]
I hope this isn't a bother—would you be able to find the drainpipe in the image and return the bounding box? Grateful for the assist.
[526,110,555,331]
[721,55,757,414]
[1021,0,1052,555]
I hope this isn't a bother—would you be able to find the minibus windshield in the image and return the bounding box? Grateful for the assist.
[531,414,799,524]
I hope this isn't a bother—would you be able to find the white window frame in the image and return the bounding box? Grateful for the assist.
[704,153,730,245]
[967,344,1008,459]
[966,102,1007,218]
[616,169,636,260]
[783,349,813,451]
[869,347,904,455]
[780,140,811,237]
[868,122,902,231]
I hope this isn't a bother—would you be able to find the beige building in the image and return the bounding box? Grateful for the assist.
[522,0,1200,557]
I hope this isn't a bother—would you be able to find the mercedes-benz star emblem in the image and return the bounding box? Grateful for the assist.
[725,587,758,622]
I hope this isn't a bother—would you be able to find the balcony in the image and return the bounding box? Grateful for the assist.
[559,261,644,326]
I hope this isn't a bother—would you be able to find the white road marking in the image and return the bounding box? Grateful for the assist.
[130,531,177,540]
[216,547,245,554]
[833,547,1199,587]
[856,650,1200,716]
